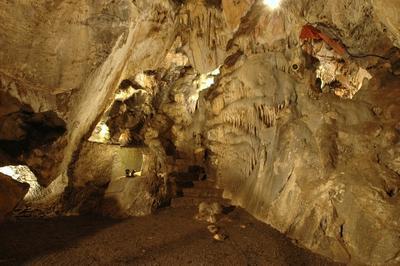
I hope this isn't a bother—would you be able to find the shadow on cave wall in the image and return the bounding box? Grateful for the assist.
[0,92,66,161]
[0,111,66,158]
[0,91,67,186]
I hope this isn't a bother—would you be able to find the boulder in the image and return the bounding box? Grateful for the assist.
[0,173,29,222]
[102,176,157,218]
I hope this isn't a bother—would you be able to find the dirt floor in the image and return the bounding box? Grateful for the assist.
[0,206,340,266]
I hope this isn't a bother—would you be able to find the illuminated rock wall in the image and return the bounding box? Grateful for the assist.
[0,0,400,264]
[201,50,400,266]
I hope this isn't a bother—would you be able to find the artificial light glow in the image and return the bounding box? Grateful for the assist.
[0,165,43,201]
[263,0,280,9]
[199,75,215,91]
[196,67,221,92]
[135,72,156,89]
[88,121,111,143]
[189,67,221,113]
[115,86,135,101]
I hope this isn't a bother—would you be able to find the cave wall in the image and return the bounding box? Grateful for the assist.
[201,52,400,264]
[0,0,179,197]
[371,0,400,49]
[0,0,133,92]
[1,0,400,265]
[193,1,400,264]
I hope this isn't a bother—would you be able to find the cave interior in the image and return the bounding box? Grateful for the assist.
[0,0,400,265]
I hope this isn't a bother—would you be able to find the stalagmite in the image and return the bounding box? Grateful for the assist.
[0,0,400,265]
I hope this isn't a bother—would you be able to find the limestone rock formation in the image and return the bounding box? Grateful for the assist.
[0,0,400,265]
[102,175,169,218]
[200,51,400,265]
[0,173,29,222]
[372,0,400,48]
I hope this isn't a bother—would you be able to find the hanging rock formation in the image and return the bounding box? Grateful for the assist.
[0,0,400,265]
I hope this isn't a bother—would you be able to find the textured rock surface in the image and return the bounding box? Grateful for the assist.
[372,0,400,48]
[0,0,400,265]
[102,176,160,218]
[0,173,29,222]
[194,1,400,264]
[200,52,400,264]
[0,0,178,192]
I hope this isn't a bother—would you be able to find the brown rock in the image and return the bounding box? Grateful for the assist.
[0,173,29,222]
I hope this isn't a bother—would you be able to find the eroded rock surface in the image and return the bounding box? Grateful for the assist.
[102,176,169,218]
[1,0,400,265]
[0,173,29,222]
[200,52,400,264]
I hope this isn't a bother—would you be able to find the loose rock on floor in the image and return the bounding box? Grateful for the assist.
[0,207,340,265]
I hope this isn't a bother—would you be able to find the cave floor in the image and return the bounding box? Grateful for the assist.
[0,207,340,266]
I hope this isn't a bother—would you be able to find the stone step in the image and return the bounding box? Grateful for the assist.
[192,180,217,189]
[176,180,194,188]
[182,187,223,198]
[171,172,204,182]
[170,196,230,208]
[175,177,216,189]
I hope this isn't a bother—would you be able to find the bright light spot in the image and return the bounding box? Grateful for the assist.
[0,166,15,177]
[263,0,281,9]
[115,86,135,101]
[135,73,156,89]
[88,121,111,143]
[165,51,189,67]
[199,75,215,91]
[196,67,221,92]
[189,94,199,104]
[189,67,221,113]
[0,165,43,201]
[210,68,220,76]
[99,123,110,138]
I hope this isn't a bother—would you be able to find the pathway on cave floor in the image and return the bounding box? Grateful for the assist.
[0,207,340,266]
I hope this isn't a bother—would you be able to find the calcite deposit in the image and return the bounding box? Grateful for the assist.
[0,0,399,265]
